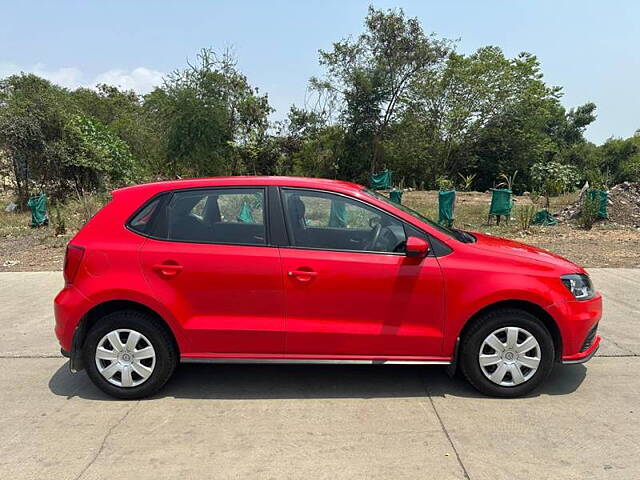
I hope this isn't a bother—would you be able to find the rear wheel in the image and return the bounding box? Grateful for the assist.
[83,310,177,399]
[460,309,554,398]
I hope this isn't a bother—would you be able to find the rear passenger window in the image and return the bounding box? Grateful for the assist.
[156,188,266,245]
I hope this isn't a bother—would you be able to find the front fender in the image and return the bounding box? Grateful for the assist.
[442,288,558,357]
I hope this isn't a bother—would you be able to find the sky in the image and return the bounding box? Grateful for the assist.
[1,0,638,144]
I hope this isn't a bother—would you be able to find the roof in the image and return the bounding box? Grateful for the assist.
[112,176,365,197]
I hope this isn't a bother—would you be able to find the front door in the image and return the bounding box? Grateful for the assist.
[279,189,445,358]
[138,187,285,356]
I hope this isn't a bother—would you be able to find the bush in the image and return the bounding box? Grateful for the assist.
[516,204,537,231]
[577,193,600,230]
[457,173,476,191]
[52,203,66,235]
[436,176,454,191]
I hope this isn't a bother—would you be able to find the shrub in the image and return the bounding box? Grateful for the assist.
[577,193,600,230]
[457,173,476,191]
[516,204,537,231]
[52,203,66,235]
[436,176,454,191]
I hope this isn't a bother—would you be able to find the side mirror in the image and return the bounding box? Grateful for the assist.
[405,236,429,258]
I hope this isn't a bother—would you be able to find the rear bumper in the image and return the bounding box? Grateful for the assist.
[54,285,90,353]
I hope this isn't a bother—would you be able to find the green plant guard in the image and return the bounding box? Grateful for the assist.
[488,189,513,224]
[438,190,455,227]
[370,170,392,190]
[27,193,48,227]
[389,189,403,204]
[587,190,608,219]
[328,200,347,227]
[236,201,255,224]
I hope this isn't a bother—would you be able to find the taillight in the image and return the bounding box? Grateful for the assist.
[64,245,85,284]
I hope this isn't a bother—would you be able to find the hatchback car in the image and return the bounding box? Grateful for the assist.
[54,177,602,399]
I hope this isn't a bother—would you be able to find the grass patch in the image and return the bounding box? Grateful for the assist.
[0,193,109,242]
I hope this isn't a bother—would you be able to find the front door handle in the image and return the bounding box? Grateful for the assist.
[152,263,183,278]
[288,269,318,282]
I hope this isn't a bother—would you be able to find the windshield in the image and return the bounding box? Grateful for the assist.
[362,189,459,239]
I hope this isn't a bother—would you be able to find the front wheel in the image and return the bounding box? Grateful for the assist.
[460,309,555,398]
[83,310,177,399]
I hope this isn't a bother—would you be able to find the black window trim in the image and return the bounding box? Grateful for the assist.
[125,191,169,237]
[125,186,273,248]
[277,186,428,257]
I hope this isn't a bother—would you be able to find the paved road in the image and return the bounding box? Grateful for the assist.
[0,270,638,479]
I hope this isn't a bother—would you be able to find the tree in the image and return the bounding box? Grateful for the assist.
[0,74,139,201]
[0,74,72,202]
[599,136,640,184]
[314,6,451,177]
[72,84,162,175]
[64,114,137,192]
[146,48,272,177]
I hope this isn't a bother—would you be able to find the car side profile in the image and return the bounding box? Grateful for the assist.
[54,176,602,399]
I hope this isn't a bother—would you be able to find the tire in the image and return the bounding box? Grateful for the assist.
[83,310,178,399]
[460,308,554,398]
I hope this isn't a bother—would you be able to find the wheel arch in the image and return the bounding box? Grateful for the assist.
[70,299,180,372]
[449,299,562,377]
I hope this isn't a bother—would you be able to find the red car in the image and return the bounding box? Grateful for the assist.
[54,177,602,399]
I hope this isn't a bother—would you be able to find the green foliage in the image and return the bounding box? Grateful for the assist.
[53,203,66,235]
[457,173,476,191]
[497,171,518,190]
[0,74,73,202]
[528,191,542,206]
[72,84,162,175]
[436,176,454,191]
[0,9,636,208]
[516,204,537,231]
[146,48,272,177]
[531,161,580,199]
[0,74,140,200]
[65,114,137,188]
[577,193,600,230]
[620,154,640,182]
[314,6,451,178]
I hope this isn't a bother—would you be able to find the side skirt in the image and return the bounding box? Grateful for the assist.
[181,358,451,366]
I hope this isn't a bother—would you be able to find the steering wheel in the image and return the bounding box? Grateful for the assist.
[366,222,382,251]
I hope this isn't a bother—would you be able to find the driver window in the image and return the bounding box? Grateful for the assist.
[282,189,406,253]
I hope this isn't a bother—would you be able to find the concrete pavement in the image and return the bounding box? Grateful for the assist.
[0,269,638,479]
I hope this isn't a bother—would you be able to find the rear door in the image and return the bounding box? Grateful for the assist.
[278,188,445,358]
[137,187,285,356]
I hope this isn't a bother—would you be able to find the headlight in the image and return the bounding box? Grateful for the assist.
[561,274,594,300]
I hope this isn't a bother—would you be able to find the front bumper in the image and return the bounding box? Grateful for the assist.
[562,335,601,364]
[547,293,602,364]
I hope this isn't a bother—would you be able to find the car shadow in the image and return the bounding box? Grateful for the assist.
[48,360,587,402]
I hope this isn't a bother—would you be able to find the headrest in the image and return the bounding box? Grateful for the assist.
[288,195,305,220]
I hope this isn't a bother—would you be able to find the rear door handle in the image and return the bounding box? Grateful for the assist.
[152,263,183,278]
[288,269,318,282]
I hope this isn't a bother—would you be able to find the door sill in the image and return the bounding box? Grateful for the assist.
[181,356,451,366]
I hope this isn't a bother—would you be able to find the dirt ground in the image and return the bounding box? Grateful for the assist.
[0,230,66,271]
[1,190,639,271]
[402,190,640,268]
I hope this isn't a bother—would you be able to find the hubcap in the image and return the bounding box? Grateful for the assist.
[478,327,541,387]
[95,329,156,388]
